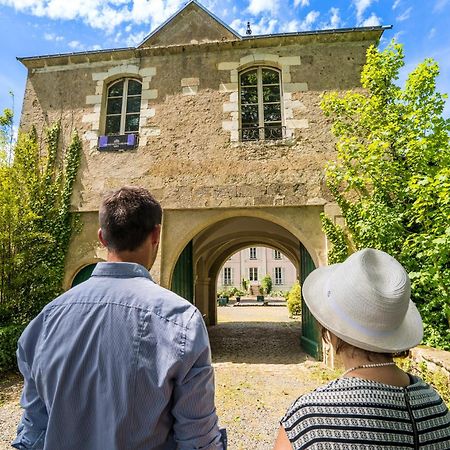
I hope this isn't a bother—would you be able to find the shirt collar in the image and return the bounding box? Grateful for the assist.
[92,262,153,281]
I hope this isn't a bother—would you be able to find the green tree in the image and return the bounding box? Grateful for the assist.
[320,42,450,348]
[261,274,273,295]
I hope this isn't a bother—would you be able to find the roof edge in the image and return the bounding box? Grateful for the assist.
[137,0,241,47]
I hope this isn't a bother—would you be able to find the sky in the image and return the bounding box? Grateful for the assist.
[0,0,449,124]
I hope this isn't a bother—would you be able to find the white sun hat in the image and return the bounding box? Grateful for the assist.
[303,248,423,353]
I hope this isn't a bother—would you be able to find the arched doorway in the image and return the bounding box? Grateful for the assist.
[169,216,321,358]
[71,263,97,287]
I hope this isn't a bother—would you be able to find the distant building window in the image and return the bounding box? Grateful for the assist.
[105,78,142,135]
[223,267,233,285]
[239,67,282,141]
[249,267,258,281]
[273,250,282,260]
[274,267,283,285]
[249,247,257,259]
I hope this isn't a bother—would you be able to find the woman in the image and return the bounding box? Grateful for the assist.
[274,248,450,449]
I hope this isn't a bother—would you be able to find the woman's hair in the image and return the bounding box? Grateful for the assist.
[320,326,409,360]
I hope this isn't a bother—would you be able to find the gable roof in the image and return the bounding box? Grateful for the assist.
[138,0,241,48]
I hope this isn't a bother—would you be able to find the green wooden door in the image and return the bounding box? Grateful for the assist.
[72,263,97,287]
[299,243,321,359]
[171,240,194,303]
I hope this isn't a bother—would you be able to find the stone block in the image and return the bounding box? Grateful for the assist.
[181,77,200,87]
[85,95,102,105]
[230,70,238,83]
[283,82,308,93]
[223,102,238,113]
[92,72,107,81]
[142,89,158,100]
[139,67,157,77]
[124,65,139,74]
[141,108,156,118]
[229,92,238,102]
[182,86,198,95]
[82,113,99,123]
[222,120,238,131]
[279,56,301,66]
[286,119,309,129]
[218,61,239,70]
[219,83,238,92]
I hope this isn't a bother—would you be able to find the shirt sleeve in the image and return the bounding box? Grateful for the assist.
[172,309,225,450]
[12,329,48,449]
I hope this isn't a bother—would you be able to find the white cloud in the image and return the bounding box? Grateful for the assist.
[294,0,309,7]
[44,32,64,41]
[428,28,436,39]
[320,7,341,29]
[433,0,449,12]
[353,0,377,23]
[247,0,279,15]
[301,10,320,29]
[0,0,185,33]
[126,31,147,46]
[68,40,84,50]
[231,16,278,35]
[361,12,381,26]
[392,0,401,9]
[396,6,412,21]
[90,44,103,50]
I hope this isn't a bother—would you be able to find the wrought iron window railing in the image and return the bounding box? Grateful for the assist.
[240,125,286,142]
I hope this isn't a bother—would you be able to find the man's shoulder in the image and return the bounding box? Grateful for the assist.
[52,276,199,330]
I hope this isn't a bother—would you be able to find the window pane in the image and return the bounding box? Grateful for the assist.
[127,80,142,95]
[106,97,122,115]
[264,124,282,140]
[241,105,258,124]
[108,81,124,97]
[127,97,141,113]
[262,69,279,85]
[264,104,282,122]
[241,87,258,105]
[105,115,121,134]
[263,86,280,103]
[240,70,257,86]
[125,114,140,132]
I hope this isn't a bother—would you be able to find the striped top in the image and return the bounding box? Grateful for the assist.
[281,375,450,449]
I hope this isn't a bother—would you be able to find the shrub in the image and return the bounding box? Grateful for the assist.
[0,324,25,373]
[287,281,302,317]
[261,274,273,295]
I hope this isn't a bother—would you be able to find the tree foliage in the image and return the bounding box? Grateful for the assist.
[261,274,273,295]
[320,42,450,349]
[0,119,82,326]
[287,281,301,317]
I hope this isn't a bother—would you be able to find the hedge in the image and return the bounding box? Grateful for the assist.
[0,324,25,373]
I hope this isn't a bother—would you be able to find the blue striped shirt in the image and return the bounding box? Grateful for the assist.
[13,262,224,450]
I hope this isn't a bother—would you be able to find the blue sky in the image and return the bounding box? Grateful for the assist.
[1,0,449,123]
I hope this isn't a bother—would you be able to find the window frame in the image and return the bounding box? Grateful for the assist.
[105,78,142,136]
[273,250,282,260]
[249,267,259,282]
[223,267,233,286]
[274,267,283,285]
[249,247,257,260]
[238,66,283,142]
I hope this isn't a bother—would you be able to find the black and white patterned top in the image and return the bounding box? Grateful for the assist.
[281,375,450,449]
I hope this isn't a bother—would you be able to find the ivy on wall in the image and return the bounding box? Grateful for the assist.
[0,118,82,371]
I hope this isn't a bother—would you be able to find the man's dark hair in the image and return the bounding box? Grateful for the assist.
[99,186,162,252]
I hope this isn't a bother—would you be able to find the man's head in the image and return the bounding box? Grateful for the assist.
[98,186,162,267]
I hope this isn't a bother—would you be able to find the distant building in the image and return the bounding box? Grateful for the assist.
[217,247,297,293]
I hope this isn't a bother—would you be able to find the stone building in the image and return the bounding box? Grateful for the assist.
[217,247,297,293]
[18,0,387,356]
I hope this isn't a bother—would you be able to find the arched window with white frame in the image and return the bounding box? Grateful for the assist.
[105,78,142,135]
[239,67,283,141]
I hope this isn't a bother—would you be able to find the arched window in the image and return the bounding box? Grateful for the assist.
[105,78,142,135]
[239,67,282,141]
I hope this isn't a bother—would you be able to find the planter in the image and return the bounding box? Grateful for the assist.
[256,295,264,302]
[218,297,228,306]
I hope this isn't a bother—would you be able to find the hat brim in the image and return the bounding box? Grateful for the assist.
[303,264,423,353]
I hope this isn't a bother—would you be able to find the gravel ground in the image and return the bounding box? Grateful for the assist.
[0,306,334,449]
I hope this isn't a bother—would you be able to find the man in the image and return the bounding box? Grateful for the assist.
[13,186,225,450]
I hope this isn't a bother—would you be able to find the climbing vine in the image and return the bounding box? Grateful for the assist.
[0,118,82,367]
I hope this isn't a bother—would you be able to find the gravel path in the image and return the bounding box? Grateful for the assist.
[0,306,334,449]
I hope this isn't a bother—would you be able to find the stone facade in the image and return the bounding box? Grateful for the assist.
[18,1,385,326]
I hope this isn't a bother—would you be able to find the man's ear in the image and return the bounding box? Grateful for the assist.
[151,224,161,247]
[98,228,107,247]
